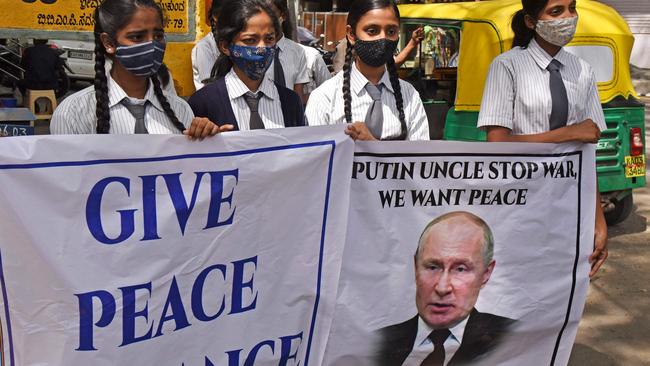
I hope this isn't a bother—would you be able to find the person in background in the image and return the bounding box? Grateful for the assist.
[477,0,607,277]
[300,43,331,101]
[191,0,221,91]
[188,0,304,130]
[51,0,222,139]
[305,0,429,141]
[264,0,310,103]
[17,39,62,97]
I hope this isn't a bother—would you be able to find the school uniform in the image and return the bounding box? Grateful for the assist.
[191,32,220,91]
[305,62,430,141]
[51,67,193,134]
[188,68,305,130]
[477,38,606,133]
[266,36,310,89]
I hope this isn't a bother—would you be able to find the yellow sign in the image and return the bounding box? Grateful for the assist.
[0,0,188,34]
[624,155,646,178]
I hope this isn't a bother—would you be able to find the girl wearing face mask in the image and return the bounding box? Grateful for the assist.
[477,0,608,277]
[52,0,218,138]
[188,0,305,130]
[305,0,429,141]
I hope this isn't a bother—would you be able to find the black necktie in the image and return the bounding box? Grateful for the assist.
[120,98,148,134]
[242,92,265,130]
[274,46,286,88]
[547,59,568,130]
[420,329,451,366]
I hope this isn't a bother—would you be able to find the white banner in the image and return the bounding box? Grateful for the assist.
[0,126,354,365]
[323,141,596,366]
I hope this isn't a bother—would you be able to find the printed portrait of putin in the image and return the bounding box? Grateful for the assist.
[375,211,514,366]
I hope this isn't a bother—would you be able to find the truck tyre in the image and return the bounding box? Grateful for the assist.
[605,194,633,226]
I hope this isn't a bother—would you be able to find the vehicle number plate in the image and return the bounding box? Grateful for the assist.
[624,155,646,178]
[0,124,34,137]
[68,50,93,60]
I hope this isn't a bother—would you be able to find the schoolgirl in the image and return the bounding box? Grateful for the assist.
[51,0,219,138]
[188,0,304,130]
[477,0,608,276]
[305,0,429,141]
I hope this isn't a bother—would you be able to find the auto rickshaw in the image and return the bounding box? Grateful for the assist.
[397,0,646,225]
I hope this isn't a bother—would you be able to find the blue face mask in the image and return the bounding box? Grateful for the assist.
[114,40,166,77]
[228,44,276,81]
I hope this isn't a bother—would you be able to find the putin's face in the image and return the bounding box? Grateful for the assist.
[415,216,495,329]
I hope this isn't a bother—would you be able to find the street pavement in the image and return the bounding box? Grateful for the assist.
[568,97,650,366]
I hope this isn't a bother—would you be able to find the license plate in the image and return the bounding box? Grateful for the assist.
[68,50,93,60]
[624,155,646,178]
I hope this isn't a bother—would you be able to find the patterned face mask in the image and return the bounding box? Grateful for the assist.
[228,44,276,81]
[535,16,578,47]
[354,38,399,67]
[115,40,166,77]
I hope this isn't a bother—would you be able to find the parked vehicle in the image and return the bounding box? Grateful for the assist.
[398,0,646,225]
[49,40,95,83]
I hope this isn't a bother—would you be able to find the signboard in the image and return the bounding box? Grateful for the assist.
[0,124,34,136]
[0,0,195,41]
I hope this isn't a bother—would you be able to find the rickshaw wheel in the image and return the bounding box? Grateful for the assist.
[605,194,633,226]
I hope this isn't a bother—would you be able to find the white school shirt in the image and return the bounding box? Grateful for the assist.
[224,69,285,130]
[477,38,606,134]
[402,316,467,366]
[51,70,193,134]
[266,36,310,88]
[305,62,430,141]
[300,44,332,95]
[192,32,220,90]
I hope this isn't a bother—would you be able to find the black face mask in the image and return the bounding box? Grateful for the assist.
[354,38,399,67]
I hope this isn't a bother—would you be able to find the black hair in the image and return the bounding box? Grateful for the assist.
[33,39,48,45]
[266,0,294,40]
[208,0,281,80]
[93,0,184,134]
[512,0,550,48]
[209,0,222,31]
[343,0,407,140]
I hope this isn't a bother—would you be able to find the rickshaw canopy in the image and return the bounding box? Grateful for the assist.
[399,0,637,111]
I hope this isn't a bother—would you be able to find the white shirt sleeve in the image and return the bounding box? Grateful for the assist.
[294,47,311,85]
[305,85,332,126]
[313,54,332,87]
[50,93,91,134]
[477,57,516,131]
[583,68,607,131]
[405,87,430,141]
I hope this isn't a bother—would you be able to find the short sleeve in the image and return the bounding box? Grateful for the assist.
[305,85,332,126]
[51,95,85,134]
[403,84,430,141]
[477,57,516,130]
[294,48,311,85]
[313,55,332,87]
[583,68,607,131]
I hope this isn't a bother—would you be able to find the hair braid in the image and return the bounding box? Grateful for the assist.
[150,76,185,132]
[93,25,111,133]
[342,39,354,124]
[386,57,407,140]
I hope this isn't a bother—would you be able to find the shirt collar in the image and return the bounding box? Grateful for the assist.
[225,69,279,101]
[350,62,394,96]
[106,62,163,111]
[415,315,468,348]
[527,38,570,70]
[276,36,288,51]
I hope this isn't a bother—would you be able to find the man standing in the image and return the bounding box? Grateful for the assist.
[18,39,61,95]
[375,211,514,366]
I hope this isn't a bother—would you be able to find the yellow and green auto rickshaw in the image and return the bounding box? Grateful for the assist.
[397,0,646,225]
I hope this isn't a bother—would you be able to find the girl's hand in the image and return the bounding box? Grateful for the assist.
[411,27,424,43]
[184,117,234,140]
[345,122,378,141]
